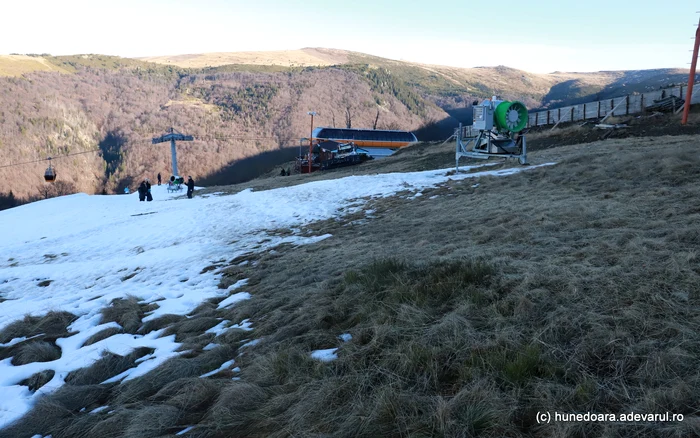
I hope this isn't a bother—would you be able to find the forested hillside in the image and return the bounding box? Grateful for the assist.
[0,59,449,202]
[0,52,691,207]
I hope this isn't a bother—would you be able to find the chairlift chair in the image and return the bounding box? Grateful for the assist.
[44,158,56,183]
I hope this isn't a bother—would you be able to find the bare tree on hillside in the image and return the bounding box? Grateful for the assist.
[380,121,402,131]
[345,106,353,129]
[54,181,77,197]
[37,180,77,200]
[37,184,55,200]
[373,109,380,130]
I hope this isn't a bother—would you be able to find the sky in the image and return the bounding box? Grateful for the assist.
[0,0,697,72]
[0,161,553,429]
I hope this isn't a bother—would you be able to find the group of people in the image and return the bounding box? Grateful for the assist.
[137,179,153,202]
[279,168,291,176]
[132,173,195,201]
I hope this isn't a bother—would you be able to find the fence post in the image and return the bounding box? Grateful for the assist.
[583,103,586,120]
[597,101,601,118]
[626,95,629,115]
[570,106,574,122]
[547,111,550,124]
[535,112,538,126]
[640,94,645,113]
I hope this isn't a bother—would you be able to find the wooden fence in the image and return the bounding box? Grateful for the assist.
[526,83,700,128]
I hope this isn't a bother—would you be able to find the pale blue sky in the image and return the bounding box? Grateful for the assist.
[2,0,697,73]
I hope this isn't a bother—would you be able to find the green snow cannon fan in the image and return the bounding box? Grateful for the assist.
[495,100,528,132]
[456,96,529,169]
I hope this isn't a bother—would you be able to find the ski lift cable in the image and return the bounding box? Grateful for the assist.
[1,135,298,170]
[0,148,103,169]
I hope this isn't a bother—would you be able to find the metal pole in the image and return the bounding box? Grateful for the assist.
[456,123,462,171]
[682,17,700,125]
[308,111,316,174]
[170,138,179,177]
[309,114,313,174]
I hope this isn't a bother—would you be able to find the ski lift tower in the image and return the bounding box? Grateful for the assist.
[152,127,194,177]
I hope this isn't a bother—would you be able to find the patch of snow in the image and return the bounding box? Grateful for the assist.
[199,359,235,378]
[205,320,230,335]
[339,333,352,342]
[202,343,219,351]
[0,334,44,348]
[176,426,195,435]
[89,406,109,414]
[311,348,338,362]
[216,292,251,309]
[227,319,253,332]
[227,278,248,291]
[240,339,260,349]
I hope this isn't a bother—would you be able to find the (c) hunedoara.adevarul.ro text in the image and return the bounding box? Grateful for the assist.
[536,412,684,424]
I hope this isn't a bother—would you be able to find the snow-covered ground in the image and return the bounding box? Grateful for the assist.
[0,162,554,428]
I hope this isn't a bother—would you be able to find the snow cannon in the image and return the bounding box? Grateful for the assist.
[455,96,530,168]
[495,100,528,132]
[473,97,528,133]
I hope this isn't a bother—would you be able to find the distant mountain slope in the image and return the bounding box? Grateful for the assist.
[139,48,692,109]
[4,50,691,111]
[0,50,692,203]
[138,48,357,68]
[0,55,71,76]
[0,62,448,200]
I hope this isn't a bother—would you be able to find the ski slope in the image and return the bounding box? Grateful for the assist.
[0,162,553,428]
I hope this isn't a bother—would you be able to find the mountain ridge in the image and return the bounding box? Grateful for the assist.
[0,49,693,203]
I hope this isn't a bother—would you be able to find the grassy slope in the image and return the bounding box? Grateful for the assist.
[2,127,700,437]
[0,55,71,76]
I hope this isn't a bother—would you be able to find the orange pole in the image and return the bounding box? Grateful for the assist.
[682,17,700,125]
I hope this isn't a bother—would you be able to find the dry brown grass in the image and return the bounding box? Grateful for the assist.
[139,48,347,68]
[123,405,182,437]
[0,310,76,343]
[194,135,700,436]
[81,326,124,347]
[5,135,700,438]
[100,295,157,334]
[19,369,55,392]
[65,347,154,386]
[113,346,235,405]
[12,341,61,365]
[0,55,69,77]
[0,398,72,438]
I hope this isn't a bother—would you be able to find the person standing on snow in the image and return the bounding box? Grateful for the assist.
[145,179,153,202]
[157,173,162,186]
[138,181,147,202]
[186,176,195,199]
